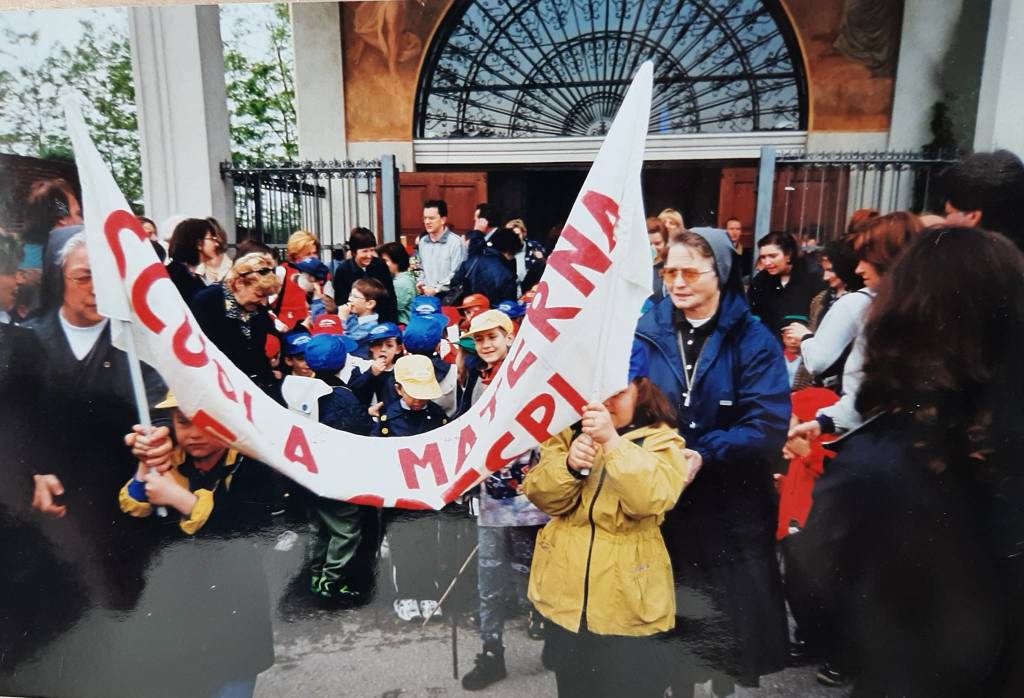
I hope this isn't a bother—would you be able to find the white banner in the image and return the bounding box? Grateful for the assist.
[66,63,654,510]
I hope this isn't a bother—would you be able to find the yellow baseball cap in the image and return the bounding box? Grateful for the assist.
[461,309,514,340]
[394,354,442,400]
[155,391,179,409]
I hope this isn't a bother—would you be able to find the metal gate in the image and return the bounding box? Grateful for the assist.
[220,155,399,254]
[754,148,958,244]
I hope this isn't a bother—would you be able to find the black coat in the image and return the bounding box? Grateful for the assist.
[192,284,280,399]
[747,256,826,337]
[166,260,206,307]
[449,246,518,307]
[332,257,398,324]
[787,413,1024,698]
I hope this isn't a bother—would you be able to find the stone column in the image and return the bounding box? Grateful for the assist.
[974,0,1024,156]
[128,5,234,237]
[290,2,351,248]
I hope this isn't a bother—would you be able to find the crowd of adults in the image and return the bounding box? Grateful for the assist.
[2,149,1024,698]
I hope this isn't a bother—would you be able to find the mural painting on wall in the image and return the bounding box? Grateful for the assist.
[343,0,450,142]
[784,0,902,131]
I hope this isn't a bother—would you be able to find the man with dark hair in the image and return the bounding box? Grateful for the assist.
[333,227,398,323]
[449,227,523,306]
[417,199,465,297]
[467,202,501,258]
[725,216,754,277]
[942,149,1024,249]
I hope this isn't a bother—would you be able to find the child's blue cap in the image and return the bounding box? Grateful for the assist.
[411,295,442,317]
[294,256,329,281]
[368,322,402,343]
[305,335,348,372]
[284,332,313,357]
[496,300,526,320]
[402,315,445,354]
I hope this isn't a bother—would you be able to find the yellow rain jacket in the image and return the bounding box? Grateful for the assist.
[523,423,690,637]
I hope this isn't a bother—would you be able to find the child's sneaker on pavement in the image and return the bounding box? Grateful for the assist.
[393,598,421,621]
[461,645,506,691]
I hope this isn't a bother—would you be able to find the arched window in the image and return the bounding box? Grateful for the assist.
[415,0,807,139]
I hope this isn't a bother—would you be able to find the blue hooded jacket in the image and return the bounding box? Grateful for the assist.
[635,290,790,474]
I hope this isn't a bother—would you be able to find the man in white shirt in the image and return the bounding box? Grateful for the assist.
[416,199,466,297]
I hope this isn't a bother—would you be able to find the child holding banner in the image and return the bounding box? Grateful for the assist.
[522,344,696,698]
[458,309,550,691]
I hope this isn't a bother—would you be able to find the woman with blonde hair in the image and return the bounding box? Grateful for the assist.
[193,252,283,398]
[658,208,685,237]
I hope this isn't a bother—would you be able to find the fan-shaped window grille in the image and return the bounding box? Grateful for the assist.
[415,0,806,139]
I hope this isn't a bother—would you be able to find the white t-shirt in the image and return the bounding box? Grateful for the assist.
[59,312,108,360]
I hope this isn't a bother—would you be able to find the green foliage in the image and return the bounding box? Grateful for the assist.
[0,20,143,209]
[222,3,297,166]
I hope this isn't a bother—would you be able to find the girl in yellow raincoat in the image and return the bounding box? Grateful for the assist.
[523,342,701,697]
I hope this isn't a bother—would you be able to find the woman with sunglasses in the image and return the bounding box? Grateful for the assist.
[193,252,283,400]
[636,228,791,697]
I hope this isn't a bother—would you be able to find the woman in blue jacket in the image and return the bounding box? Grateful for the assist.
[636,228,791,697]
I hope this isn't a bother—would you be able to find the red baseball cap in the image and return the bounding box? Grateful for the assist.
[457,293,490,310]
[311,314,344,335]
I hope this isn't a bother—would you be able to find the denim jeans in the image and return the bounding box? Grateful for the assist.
[477,524,541,647]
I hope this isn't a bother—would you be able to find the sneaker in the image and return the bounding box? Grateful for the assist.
[461,647,507,691]
[394,598,421,621]
[816,662,850,688]
[309,574,323,595]
[527,609,545,640]
[420,600,441,621]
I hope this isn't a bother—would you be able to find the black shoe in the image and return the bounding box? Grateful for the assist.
[788,639,819,667]
[461,648,507,691]
[527,609,545,640]
[816,662,850,688]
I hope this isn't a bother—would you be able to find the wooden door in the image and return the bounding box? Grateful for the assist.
[718,166,758,246]
[398,171,488,250]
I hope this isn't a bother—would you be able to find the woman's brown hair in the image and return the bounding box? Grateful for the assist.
[849,211,922,274]
[631,377,677,429]
[857,226,1024,468]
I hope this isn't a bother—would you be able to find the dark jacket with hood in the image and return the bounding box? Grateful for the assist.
[332,257,398,324]
[449,245,518,307]
[636,279,791,681]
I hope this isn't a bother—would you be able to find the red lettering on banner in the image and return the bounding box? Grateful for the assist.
[213,360,238,402]
[172,317,209,368]
[548,372,588,415]
[454,424,477,474]
[191,410,237,443]
[131,263,170,333]
[394,498,434,511]
[582,190,620,251]
[104,210,149,278]
[516,393,557,443]
[529,281,580,342]
[284,425,319,474]
[242,391,254,424]
[398,442,448,489]
[484,431,517,472]
[349,494,385,508]
[506,343,537,389]
[477,375,503,424]
[547,225,611,297]
[443,469,481,504]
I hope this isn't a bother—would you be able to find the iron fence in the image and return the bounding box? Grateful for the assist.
[754,148,958,244]
[220,156,399,254]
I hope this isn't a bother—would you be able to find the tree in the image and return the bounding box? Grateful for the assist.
[0,20,143,208]
[221,3,297,166]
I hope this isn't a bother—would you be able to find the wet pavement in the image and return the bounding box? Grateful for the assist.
[255,529,852,698]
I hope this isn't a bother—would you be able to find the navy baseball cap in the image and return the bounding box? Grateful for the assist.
[284,332,313,357]
[402,315,445,353]
[305,335,348,372]
[411,295,442,317]
[368,322,402,343]
[496,300,526,320]
[294,256,329,280]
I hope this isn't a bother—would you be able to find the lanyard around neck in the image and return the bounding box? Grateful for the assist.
[675,328,704,409]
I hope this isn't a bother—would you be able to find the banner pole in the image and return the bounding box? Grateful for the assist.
[119,319,166,517]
